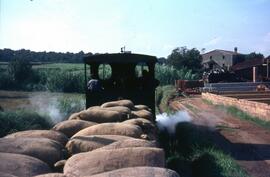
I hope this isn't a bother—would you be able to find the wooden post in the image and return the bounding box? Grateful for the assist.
[253,66,257,83]
[267,59,269,79]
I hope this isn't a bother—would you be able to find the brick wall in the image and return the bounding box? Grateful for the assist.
[202,92,270,121]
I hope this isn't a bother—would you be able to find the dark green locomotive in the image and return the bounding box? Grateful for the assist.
[84,53,159,113]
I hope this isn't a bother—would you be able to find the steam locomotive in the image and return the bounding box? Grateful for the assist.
[84,52,159,114]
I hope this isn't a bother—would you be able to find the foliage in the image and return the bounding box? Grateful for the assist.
[167,47,202,72]
[155,64,199,85]
[0,48,91,63]
[0,60,200,92]
[57,95,85,118]
[46,70,85,93]
[245,52,264,60]
[8,59,32,82]
[156,93,249,177]
[158,122,249,177]
[0,110,52,137]
[155,85,176,113]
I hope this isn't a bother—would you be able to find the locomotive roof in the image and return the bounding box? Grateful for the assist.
[84,53,157,64]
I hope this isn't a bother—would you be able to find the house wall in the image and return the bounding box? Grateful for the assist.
[202,92,270,121]
[202,51,233,70]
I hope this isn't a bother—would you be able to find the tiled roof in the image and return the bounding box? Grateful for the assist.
[231,58,264,71]
[202,49,240,56]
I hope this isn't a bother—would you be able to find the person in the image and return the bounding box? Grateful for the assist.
[87,75,102,92]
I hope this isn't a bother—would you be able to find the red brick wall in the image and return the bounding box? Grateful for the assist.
[202,92,270,121]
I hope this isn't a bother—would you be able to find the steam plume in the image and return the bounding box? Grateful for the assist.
[156,111,192,134]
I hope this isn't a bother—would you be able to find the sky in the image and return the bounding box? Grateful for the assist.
[0,0,270,58]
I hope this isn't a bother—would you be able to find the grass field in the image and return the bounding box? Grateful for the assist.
[0,90,85,122]
[0,62,87,72]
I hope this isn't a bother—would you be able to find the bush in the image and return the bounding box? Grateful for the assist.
[8,59,32,83]
[0,110,53,137]
[0,73,17,90]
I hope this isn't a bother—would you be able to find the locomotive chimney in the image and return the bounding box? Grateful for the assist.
[234,47,238,53]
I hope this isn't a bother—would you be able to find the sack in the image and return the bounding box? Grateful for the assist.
[64,147,165,176]
[0,152,51,177]
[52,120,97,138]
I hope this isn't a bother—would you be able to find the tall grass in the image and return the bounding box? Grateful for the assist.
[0,63,200,92]
[57,94,85,119]
[156,89,249,177]
[46,70,85,93]
[155,85,176,113]
[0,110,53,137]
[155,64,199,85]
[159,122,249,177]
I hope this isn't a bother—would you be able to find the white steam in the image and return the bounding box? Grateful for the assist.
[29,94,64,124]
[156,111,192,134]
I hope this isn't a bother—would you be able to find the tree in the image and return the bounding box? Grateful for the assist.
[167,47,202,72]
[8,59,33,82]
[245,52,264,60]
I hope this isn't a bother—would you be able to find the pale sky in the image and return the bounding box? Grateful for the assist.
[0,0,270,58]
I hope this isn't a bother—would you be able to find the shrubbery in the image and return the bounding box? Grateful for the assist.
[158,122,249,177]
[46,70,85,93]
[0,110,53,137]
[155,64,199,85]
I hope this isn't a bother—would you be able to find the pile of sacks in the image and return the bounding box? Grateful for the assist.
[0,100,179,177]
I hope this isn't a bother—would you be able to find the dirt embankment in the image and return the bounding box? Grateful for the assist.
[172,96,270,177]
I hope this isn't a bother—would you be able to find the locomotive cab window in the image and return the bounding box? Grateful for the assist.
[98,63,112,80]
[136,62,149,78]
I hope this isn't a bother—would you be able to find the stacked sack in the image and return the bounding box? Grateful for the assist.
[0,99,179,177]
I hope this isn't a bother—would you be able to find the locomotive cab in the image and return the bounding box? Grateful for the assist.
[84,53,159,113]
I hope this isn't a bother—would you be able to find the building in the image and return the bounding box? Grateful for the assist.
[202,48,245,71]
[231,58,270,81]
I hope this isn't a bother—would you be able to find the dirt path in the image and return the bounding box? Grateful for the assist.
[171,96,270,177]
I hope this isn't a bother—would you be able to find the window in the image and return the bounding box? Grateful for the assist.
[98,63,112,80]
[223,55,225,59]
[135,62,149,77]
[210,56,212,59]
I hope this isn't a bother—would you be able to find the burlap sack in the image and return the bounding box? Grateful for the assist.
[34,173,66,177]
[0,172,17,177]
[101,100,134,109]
[0,137,64,167]
[103,106,131,119]
[122,118,157,140]
[72,123,143,139]
[52,120,97,138]
[5,130,68,146]
[71,109,124,123]
[86,106,101,111]
[88,167,180,177]
[67,112,80,120]
[0,152,51,177]
[66,135,133,155]
[97,138,157,151]
[134,104,151,111]
[131,110,153,121]
[122,118,155,130]
[64,147,165,176]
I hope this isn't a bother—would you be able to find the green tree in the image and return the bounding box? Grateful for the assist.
[245,52,264,60]
[8,59,33,82]
[167,47,202,72]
